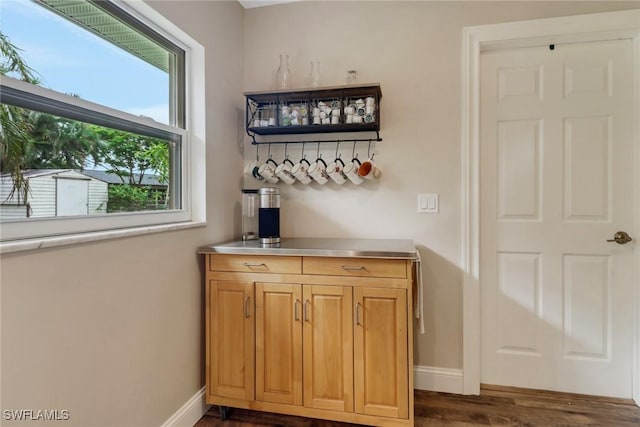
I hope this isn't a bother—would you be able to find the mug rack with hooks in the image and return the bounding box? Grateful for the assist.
[244,83,382,145]
[247,140,379,185]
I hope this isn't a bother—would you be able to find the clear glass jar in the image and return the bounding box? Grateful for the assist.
[276,54,290,90]
[242,189,258,241]
[347,69,357,85]
[308,61,320,88]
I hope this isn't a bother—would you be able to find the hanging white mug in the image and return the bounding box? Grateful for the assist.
[291,158,312,184]
[258,158,279,184]
[326,158,347,185]
[308,158,329,185]
[275,159,296,184]
[343,159,363,185]
[244,160,260,178]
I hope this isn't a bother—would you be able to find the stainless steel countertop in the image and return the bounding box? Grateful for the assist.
[198,238,417,259]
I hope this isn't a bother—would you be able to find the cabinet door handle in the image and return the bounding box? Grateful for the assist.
[294,299,301,321]
[355,302,362,326]
[304,299,310,322]
[244,296,251,318]
[341,265,366,271]
[243,262,266,268]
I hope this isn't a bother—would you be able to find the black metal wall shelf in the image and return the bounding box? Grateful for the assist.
[244,83,382,145]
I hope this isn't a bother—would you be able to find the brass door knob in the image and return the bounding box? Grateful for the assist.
[607,231,633,245]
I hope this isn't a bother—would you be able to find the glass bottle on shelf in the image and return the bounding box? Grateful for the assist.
[276,54,290,90]
[346,69,357,85]
[308,61,320,88]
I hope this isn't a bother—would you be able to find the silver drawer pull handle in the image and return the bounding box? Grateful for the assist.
[356,302,362,326]
[294,299,301,321]
[341,265,366,271]
[243,262,266,268]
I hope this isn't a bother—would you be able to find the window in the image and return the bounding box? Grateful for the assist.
[0,0,205,243]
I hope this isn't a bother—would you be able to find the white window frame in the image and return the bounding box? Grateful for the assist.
[0,0,206,252]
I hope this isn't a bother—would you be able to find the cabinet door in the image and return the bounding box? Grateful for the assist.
[303,285,354,412]
[208,280,254,400]
[255,282,303,405]
[354,287,408,419]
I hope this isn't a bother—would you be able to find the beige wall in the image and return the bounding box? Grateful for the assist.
[242,1,640,369]
[0,1,244,426]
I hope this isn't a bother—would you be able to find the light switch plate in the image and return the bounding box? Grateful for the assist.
[417,193,439,213]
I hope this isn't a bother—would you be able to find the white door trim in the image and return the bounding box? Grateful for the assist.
[461,9,640,399]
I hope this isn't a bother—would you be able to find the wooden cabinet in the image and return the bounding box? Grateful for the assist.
[207,280,254,401]
[255,282,302,405]
[303,285,353,413]
[303,257,407,278]
[204,254,414,426]
[355,287,408,419]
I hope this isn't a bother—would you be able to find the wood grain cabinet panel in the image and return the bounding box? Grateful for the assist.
[303,285,354,413]
[303,257,406,278]
[207,280,254,401]
[209,254,302,274]
[255,282,303,406]
[354,287,409,419]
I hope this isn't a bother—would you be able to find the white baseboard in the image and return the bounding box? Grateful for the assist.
[160,367,462,427]
[414,365,464,394]
[161,386,211,427]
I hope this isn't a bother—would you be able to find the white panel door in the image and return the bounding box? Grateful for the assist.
[56,178,89,216]
[480,39,634,398]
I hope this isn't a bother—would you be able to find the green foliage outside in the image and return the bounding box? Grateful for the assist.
[0,32,38,203]
[0,31,170,212]
[107,184,167,213]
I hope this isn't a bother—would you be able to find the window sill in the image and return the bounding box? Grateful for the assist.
[0,221,207,255]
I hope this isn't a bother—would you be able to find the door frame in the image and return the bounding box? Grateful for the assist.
[461,9,640,401]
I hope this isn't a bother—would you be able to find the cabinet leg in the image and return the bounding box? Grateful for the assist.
[218,406,230,420]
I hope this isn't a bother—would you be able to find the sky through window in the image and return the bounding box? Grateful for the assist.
[0,0,169,124]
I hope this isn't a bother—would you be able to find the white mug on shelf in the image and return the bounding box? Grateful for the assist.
[308,158,329,185]
[291,158,312,184]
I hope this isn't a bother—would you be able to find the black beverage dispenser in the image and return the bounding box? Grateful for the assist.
[258,187,280,245]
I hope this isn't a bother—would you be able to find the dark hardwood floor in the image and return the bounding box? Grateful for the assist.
[195,385,640,426]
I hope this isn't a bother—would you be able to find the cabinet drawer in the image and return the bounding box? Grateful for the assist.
[209,254,302,274]
[303,257,406,278]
